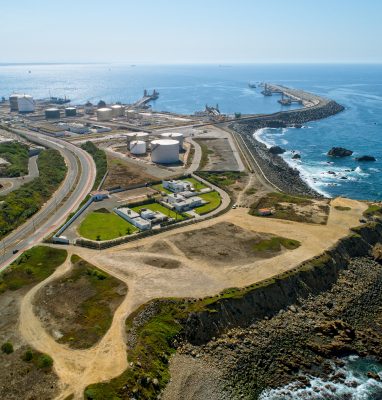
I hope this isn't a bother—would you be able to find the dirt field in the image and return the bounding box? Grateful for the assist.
[169,222,298,266]
[0,289,59,400]
[103,154,157,189]
[33,256,127,349]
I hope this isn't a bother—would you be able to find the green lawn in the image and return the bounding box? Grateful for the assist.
[152,183,172,194]
[194,191,221,215]
[78,212,137,241]
[183,177,208,191]
[131,203,187,221]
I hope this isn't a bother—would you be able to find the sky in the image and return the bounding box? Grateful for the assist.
[1,0,382,64]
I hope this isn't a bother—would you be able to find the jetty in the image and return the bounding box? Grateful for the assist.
[263,83,316,107]
[132,89,159,108]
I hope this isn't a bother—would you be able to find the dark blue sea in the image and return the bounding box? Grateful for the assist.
[1,63,381,200]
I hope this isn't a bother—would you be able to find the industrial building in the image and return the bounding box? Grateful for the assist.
[57,122,90,134]
[163,179,194,193]
[151,139,179,164]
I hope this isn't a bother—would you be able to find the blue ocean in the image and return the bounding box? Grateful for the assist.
[0,63,381,200]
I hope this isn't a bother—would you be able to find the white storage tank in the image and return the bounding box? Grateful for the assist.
[9,94,21,111]
[45,107,60,119]
[160,132,184,148]
[97,107,113,121]
[17,95,35,113]
[151,139,179,164]
[130,140,147,155]
[111,104,125,117]
[125,132,149,142]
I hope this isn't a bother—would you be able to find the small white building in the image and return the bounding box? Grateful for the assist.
[172,196,204,212]
[167,193,185,205]
[163,180,193,193]
[115,207,151,230]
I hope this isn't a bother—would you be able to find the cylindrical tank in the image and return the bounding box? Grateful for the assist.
[9,94,21,111]
[160,132,184,148]
[150,139,179,164]
[130,140,147,155]
[125,132,149,142]
[97,107,113,121]
[17,95,35,113]
[45,108,60,119]
[111,104,125,117]
[65,107,77,117]
[84,101,94,114]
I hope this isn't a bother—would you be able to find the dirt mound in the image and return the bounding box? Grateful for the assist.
[142,256,181,269]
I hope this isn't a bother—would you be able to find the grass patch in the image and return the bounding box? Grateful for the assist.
[197,171,246,188]
[0,141,29,177]
[81,142,107,189]
[363,204,382,218]
[253,237,301,252]
[0,246,67,293]
[334,206,351,211]
[245,187,257,195]
[194,191,221,215]
[183,177,208,191]
[194,139,214,170]
[45,255,127,349]
[152,183,172,194]
[131,202,188,221]
[0,149,67,240]
[78,212,137,241]
[249,192,314,222]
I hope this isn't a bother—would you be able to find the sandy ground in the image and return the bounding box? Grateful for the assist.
[15,197,366,399]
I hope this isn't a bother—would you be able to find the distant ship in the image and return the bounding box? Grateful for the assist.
[248,82,256,89]
[50,96,71,104]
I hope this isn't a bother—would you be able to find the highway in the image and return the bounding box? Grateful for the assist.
[0,129,96,270]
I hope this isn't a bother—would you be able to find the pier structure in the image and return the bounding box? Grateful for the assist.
[132,89,159,109]
[263,84,316,107]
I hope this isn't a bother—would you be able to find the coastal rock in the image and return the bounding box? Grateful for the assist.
[327,147,353,157]
[269,146,286,155]
[292,154,301,160]
[356,155,376,162]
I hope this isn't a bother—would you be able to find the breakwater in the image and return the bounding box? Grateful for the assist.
[229,89,345,197]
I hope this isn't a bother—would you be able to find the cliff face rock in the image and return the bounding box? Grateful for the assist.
[269,146,286,155]
[183,222,382,345]
[327,147,353,157]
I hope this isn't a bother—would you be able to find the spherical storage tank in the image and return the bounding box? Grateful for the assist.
[65,107,77,117]
[130,140,147,155]
[17,95,35,113]
[97,107,113,121]
[160,132,184,148]
[111,104,125,117]
[45,108,60,119]
[150,139,179,164]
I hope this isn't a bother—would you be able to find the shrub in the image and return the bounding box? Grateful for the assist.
[37,354,53,369]
[23,349,34,361]
[1,342,14,354]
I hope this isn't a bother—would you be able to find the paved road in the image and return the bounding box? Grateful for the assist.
[0,155,40,196]
[0,129,96,270]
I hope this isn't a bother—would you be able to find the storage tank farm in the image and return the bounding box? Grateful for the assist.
[17,95,35,113]
[150,139,180,164]
[97,107,113,121]
[160,132,184,148]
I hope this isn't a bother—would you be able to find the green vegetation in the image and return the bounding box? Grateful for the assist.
[54,255,126,348]
[194,139,214,170]
[253,236,301,252]
[197,171,246,188]
[245,187,257,195]
[0,149,67,240]
[363,204,382,218]
[0,141,29,177]
[131,202,188,221]
[78,212,137,241]
[152,183,172,194]
[81,141,107,189]
[194,191,221,215]
[22,348,54,370]
[1,341,14,354]
[85,246,335,400]
[334,205,351,211]
[37,354,53,369]
[249,192,314,222]
[0,246,67,293]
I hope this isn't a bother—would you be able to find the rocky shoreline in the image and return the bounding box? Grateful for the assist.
[229,97,345,198]
[168,225,382,399]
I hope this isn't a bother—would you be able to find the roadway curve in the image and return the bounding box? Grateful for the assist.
[0,129,96,270]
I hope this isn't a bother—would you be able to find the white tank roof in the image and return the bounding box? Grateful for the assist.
[46,107,59,112]
[161,132,183,138]
[126,132,149,138]
[98,107,112,112]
